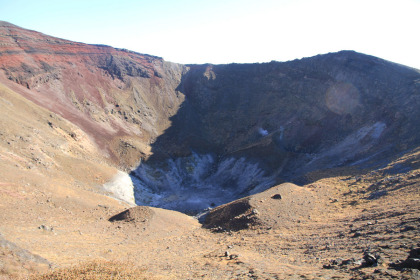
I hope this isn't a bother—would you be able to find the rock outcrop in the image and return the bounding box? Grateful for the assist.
[203,183,317,231]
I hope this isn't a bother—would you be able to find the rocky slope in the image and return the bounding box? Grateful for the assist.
[0,20,186,169]
[0,21,419,279]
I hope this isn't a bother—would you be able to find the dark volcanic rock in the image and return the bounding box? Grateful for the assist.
[203,198,258,231]
[394,248,420,270]
[271,194,282,199]
[362,252,382,267]
[109,206,154,224]
[100,54,153,80]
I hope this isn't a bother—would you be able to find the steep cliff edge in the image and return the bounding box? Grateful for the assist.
[0,21,186,169]
[147,51,420,176]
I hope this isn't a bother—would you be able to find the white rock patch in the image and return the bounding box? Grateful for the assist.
[131,153,275,214]
[103,171,136,205]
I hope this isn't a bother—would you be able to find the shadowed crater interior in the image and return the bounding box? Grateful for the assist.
[130,51,420,215]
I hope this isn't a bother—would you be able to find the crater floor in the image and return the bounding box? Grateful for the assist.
[131,152,275,214]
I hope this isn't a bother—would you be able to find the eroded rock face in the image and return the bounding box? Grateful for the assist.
[0,21,186,169]
[145,51,420,180]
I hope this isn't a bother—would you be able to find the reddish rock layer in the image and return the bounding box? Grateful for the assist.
[0,21,185,168]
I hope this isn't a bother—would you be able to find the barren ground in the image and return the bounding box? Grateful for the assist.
[1,146,419,279]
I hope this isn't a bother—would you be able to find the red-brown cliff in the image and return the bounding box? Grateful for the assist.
[0,21,185,167]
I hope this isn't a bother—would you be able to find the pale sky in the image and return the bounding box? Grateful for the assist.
[1,0,419,69]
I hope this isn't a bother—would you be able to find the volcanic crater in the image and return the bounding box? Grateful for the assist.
[128,52,420,215]
[0,21,419,279]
